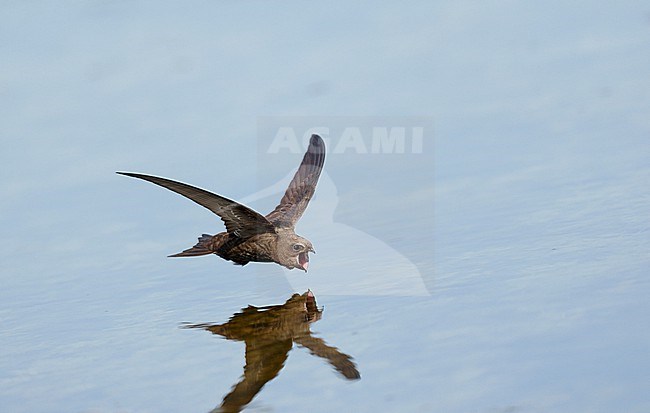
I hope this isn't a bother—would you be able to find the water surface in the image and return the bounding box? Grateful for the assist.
[1,2,649,412]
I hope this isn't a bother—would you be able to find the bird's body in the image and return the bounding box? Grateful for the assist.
[118,134,325,271]
[178,232,276,264]
[186,228,302,267]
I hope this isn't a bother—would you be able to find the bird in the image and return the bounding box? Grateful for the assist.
[117,134,325,272]
[183,290,360,412]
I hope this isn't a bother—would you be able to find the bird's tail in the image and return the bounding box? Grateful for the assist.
[169,234,214,257]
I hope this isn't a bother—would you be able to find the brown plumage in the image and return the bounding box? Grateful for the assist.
[117,134,325,271]
[183,291,360,413]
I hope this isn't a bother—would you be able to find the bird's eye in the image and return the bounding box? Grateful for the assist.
[292,244,303,251]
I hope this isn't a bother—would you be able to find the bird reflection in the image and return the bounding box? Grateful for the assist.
[184,291,360,413]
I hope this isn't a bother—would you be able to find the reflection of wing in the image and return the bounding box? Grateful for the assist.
[117,172,276,239]
[217,339,292,413]
[265,134,325,228]
[295,336,360,380]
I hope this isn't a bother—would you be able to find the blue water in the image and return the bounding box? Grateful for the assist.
[2,2,650,412]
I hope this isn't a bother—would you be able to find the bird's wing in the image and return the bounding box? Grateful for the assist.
[265,134,325,228]
[295,335,361,380]
[117,172,276,239]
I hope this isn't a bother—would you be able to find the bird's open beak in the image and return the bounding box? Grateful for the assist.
[298,251,310,272]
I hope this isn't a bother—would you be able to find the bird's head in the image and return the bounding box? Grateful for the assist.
[276,232,314,272]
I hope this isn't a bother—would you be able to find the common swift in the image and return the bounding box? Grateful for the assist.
[118,134,325,272]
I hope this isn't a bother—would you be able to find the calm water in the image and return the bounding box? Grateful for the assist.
[2,2,650,412]
[2,135,649,412]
